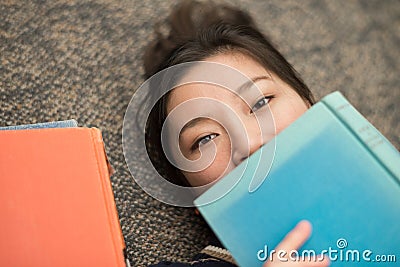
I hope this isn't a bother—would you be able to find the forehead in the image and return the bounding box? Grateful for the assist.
[168,83,232,111]
[167,52,268,113]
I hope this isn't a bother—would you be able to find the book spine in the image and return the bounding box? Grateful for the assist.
[0,119,78,130]
[321,91,400,184]
[89,128,126,267]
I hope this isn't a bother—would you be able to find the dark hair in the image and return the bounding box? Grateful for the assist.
[143,0,314,186]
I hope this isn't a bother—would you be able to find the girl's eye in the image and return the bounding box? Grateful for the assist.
[251,96,273,113]
[192,133,218,150]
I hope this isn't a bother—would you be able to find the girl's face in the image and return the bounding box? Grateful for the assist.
[166,52,309,187]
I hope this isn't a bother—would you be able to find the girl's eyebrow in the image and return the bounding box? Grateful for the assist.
[179,75,271,136]
[179,76,270,137]
[237,75,271,94]
[179,117,206,137]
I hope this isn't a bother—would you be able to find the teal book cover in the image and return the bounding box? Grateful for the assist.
[194,91,400,267]
[0,119,78,130]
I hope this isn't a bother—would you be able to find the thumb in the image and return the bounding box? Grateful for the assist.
[274,220,312,253]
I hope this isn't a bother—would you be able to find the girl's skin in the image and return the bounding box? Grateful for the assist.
[166,51,330,266]
[167,51,308,186]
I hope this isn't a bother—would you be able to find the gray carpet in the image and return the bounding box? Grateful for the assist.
[1,0,399,266]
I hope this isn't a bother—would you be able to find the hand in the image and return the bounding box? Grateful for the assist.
[263,220,330,267]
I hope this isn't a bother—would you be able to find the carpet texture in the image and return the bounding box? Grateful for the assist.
[1,0,399,266]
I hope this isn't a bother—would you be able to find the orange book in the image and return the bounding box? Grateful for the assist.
[0,127,127,267]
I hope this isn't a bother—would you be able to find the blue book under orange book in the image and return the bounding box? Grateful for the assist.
[195,91,400,267]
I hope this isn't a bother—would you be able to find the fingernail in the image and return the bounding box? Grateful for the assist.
[297,220,312,231]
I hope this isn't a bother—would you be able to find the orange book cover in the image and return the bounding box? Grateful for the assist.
[0,127,127,267]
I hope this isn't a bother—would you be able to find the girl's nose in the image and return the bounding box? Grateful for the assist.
[231,124,263,166]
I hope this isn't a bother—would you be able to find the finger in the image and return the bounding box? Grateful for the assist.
[300,256,330,267]
[275,220,312,252]
[263,255,330,267]
[263,253,330,267]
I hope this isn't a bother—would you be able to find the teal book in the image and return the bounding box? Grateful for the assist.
[194,91,400,267]
[0,119,78,130]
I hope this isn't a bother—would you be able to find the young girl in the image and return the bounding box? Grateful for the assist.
[142,1,330,266]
